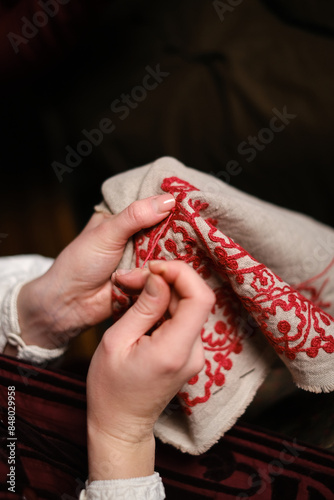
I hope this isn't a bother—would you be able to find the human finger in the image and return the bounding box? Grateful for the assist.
[80,212,113,234]
[93,195,175,253]
[105,272,171,346]
[111,267,150,294]
[149,260,215,352]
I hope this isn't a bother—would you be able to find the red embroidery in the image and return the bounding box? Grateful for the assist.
[160,177,199,200]
[111,287,131,321]
[294,258,334,310]
[141,211,175,268]
[113,176,334,414]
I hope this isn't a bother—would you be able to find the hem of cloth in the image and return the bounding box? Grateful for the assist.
[295,380,334,394]
[154,362,272,455]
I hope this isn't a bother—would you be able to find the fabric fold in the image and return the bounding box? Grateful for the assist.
[96,157,334,454]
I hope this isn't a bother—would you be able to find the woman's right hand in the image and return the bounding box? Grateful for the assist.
[86,260,215,481]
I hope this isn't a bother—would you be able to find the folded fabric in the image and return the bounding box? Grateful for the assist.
[96,157,334,455]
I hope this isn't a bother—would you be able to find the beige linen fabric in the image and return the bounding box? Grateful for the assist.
[96,157,334,454]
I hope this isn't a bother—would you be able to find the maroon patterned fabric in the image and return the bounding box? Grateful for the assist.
[0,355,333,499]
[0,355,87,499]
[156,426,334,499]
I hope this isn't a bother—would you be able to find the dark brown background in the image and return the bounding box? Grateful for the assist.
[0,0,334,450]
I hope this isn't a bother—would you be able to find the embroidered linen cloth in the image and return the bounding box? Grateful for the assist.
[95,157,334,455]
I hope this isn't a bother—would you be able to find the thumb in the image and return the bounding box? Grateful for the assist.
[107,273,171,345]
[95,194,175,252]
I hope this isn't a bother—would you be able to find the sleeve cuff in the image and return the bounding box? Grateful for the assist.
[1,277,67,364]
[79,472,165,500]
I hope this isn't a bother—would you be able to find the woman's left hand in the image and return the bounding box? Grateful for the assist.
[15,194,175,349]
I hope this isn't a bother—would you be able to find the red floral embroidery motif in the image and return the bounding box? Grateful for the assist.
[179,285,248,413]
[115,176,334,414]
[203,222,334,362]
[134,178,257,413]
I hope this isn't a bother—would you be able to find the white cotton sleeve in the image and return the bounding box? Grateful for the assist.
[0,254,67,362]
[79,473,166,500]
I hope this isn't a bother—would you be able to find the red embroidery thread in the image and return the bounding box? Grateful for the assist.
[113,176,334,414]
[141,210,175,268]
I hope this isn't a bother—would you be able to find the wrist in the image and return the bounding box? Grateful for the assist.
[87,424,155,481]
[16,275,73,349]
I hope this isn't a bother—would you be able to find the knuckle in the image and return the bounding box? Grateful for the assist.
[132,296,155,318]
[200,287,216,309]
[192,351,206,375]
[126,201,147,227]
[100,330,116,354]
[161,354,185,373]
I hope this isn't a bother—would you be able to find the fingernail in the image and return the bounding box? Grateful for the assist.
[152,194,175,214]
[116,269,132,275]
[111,269,132,283]
[145,274,160,297]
